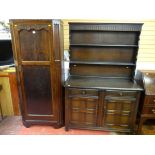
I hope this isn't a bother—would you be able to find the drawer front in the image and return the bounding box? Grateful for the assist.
[68,88,98,97]
[69,97,99,127]
[105,90,138,98]
[149,96,155,104]
[142,106,155,115]
[144,96,155,105]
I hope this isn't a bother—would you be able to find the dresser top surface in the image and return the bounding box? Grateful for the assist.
[143,72,155,95]
[65,76,143,91]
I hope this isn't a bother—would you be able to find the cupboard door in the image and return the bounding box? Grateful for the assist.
[12,21,57,121]
[22,66,53,115]
[68,97,99,128]
[102,98,136,130]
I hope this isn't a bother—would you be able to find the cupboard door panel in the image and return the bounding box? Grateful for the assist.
[71,111,97,126]
[71,98,98,109]
[102,98,135,130]
[105,113,130,129]
[105,99,135,112]
[69,97,98,127]
[22,66,53,115]
[19,28,51,61]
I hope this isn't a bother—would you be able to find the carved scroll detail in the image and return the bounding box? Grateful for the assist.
[16,24,50,31]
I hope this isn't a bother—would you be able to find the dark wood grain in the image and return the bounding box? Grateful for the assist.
[19,28,50,61]
[65,76,143,90]
[102,90,140,131]
[70,46,137,63]
[70,31,139,45]
[70,64,134,78]
[10,19,64,127]
[138,72,155,134]
[22,66,52,115]
[143,73,155,95]
[69,97,99,127]
[65,23,143,134]
[68,88,98,97]
[69,23,143,32]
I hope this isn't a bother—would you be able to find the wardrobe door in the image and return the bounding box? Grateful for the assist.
[10,20,58,126]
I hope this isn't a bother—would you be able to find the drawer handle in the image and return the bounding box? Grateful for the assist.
[82,91,86,95]
[152,109,155,113]
[153,100,155,102]
[119,93,123,96]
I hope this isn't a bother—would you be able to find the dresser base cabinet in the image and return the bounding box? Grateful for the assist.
[65,86,141,134]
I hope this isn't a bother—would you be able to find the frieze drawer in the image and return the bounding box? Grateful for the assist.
[142,106,155,115]
[68,88,98,97]
[144,96,155,105]
[105,90,138,98]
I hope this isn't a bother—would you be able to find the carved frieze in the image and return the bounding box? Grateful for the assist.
[15,24,51,31]
[70,23,143,31]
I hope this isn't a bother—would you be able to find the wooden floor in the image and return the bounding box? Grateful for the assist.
[0,116,112,135]
[0,116,154,135]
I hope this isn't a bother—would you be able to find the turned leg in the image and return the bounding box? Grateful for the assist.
[65,126,69,131]
[23,121,31,128]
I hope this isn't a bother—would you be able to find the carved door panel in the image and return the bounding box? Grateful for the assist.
[68,97,99,128]
[11,20,57,121]
[102,98,136,131]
